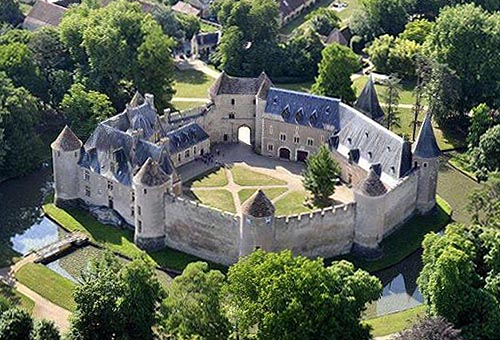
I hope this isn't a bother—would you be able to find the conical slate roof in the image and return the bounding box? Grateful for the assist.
[412,112,440,159]
[51,125,82,151]
[130,91,145,107]
[134,158,169,187]
[241,190,275,217]
[359,168,387,197]
[354,76,385,121]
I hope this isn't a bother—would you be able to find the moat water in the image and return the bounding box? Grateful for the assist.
[0,165,424,317]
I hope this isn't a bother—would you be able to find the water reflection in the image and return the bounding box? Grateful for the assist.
[11,217,67,256]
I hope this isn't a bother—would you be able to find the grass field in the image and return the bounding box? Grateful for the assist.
[190,167,228,187]
[274,190,314,216]
[342,196,452,272]
[231,165,287,186]
[0,282,35,313]
[173,69,214,99]
[365,305,426,337]
[190,189,236,213]
[173,101,205,111]
[200,22,219,33]
[16,263,76,311]
[238,187,288,204]
[352,76,418,105]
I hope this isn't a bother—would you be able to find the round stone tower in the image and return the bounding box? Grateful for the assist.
[51,125,82,207]
[353,168,387,256]
[239,190,276,257]
[412,112,440,214]
[132,157,170,250]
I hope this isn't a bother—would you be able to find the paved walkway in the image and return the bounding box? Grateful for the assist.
[0,255,71,332]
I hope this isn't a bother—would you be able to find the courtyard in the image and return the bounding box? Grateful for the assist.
[180,143,354,215]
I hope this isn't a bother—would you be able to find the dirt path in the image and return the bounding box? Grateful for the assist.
[176,59,221,79]
[0,255,71,332]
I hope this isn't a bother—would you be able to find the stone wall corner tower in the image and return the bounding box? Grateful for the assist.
[132,158,169,250]
[239,190,276,257]
[412,112,440,214]
[51,125,82,207]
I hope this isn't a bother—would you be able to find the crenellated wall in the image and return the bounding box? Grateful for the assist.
[163,195,241,265]
[273,203,356,259]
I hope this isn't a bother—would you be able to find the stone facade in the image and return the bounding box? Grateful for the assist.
[52,74,440,265]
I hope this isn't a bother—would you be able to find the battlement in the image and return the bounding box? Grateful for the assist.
[166,194,239,220]
[275,202,356,223]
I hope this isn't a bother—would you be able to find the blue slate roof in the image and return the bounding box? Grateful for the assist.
[412,112,440,159]
[265,88,340,131]
[195,32,220,46]
[166,122,209,154]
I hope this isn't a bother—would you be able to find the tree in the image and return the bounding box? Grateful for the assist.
[394,317,463,340]
[467,175,500,228]
[31,320,60,340]
[61,83,115,139]
[120,256,164,340]
[0,0,23,26]
[224,250,382,340]
[161,262,230,340]
[471,125,500,176]
[400,19,433,45]
[305,7,340,36]
[312,43,360,103]
[177,14,200,40]
[466,103,500,148]
[417,224,500,339]
[383,75,402,131]
[302,145,340,206]
[0,308,33,340]
[283,29,324,81]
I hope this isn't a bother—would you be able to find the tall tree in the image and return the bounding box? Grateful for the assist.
[471,125,500,176]
[224,250,381,340]
[467,175,500,228]
[383,75,402,131]
[0,0,23,26]
[466,104,500,148]
[305,7,340,36]
[161,262,230,340]
[0,308,33,340]
[312,43,360,103]
[302,145,340,205]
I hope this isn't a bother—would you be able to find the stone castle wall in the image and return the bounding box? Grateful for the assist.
[163,195,241,265]
[273,203,356,259]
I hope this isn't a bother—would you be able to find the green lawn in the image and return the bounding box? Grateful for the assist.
[365,305,426,337]
[447,151,477,180]
[173,101,206,111]
[0,282,35,313]
[336,0,360,23]
[173,69,214,99]
[352,76,418,106]
[43,204,215,272]
[190,167,228,188]
[342,196,452,272]
[189,189,236,213]
[200,22,219,33]
[15,263,76,311]
[238,187,288,204]
[231,165,287,186]
[280,0,336,35]
[274,190,314,216]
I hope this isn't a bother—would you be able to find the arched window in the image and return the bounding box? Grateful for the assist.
[231,98,235,105]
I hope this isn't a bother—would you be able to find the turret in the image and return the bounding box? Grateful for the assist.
[353,168,387,256]
[132,158,170,250]
[353,75,385,123]
[412,112,440,213]
[239,190,275,257]
[51,126,82,207]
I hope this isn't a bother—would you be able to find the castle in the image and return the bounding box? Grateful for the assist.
[51,73,440,265]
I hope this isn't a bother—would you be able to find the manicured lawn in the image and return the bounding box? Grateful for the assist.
[0,282,35,313]
[190,167,228,188]
[352,76,418,106]
[15,263,76,311]
[274,190,314,216]
[342,196,452,272]
[189,189,236,213]
[336,0,360,23]
[200,22,219,33]
[365,305,427,337]
[238,187,288,204]
[43,204,214,272]
[231,165,287,186]
[173,69,214,99]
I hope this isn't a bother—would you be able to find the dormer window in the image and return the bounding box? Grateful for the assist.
[273,96,278,104]
[296,108,303,121]
[310,110,318,124]
[325,106,330,114]
[281,105,290,118]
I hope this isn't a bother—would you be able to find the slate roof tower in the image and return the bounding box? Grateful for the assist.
[354,76,385,123]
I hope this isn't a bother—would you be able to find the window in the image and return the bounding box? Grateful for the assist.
[293,136,300,144]
[138,206,142,216]
[269,125,273,135]
[267,144,274,151]
[387,146,391,152]
[138,220,142,233]
[85,186,91,197]
[107,181,113,191]
[253,99,256,105]
[391,166,395,174]
[229,113,235,119]
[280,133,286,141]
[194,146,197,155]
[347,138,352,145]
[368,152,373,159]
[144,188,147,195]
[108,196,114,209]
[57,151,60,157]
[185,149,190,158]
[131,192,135,202]
[423,163,428,168]
[231,98,235,105]
[307,138,314,146]
[177,154,181,162]
[223,134,228,141]
[131,207,135,217]
[84,171,90,182]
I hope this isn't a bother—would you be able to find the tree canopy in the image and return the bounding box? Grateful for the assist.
[0,0,23,26]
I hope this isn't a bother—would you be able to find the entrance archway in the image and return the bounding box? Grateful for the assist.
[238,125,251,145]
[279,147,291,160]
[297,150,308,163]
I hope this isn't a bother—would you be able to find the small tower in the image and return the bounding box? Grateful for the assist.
[51,126,82,207]
[354,75,385,123]
[353,168,387,256]
[132,158,170,250]
[239,190,275,257]
[413,112,440,214]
